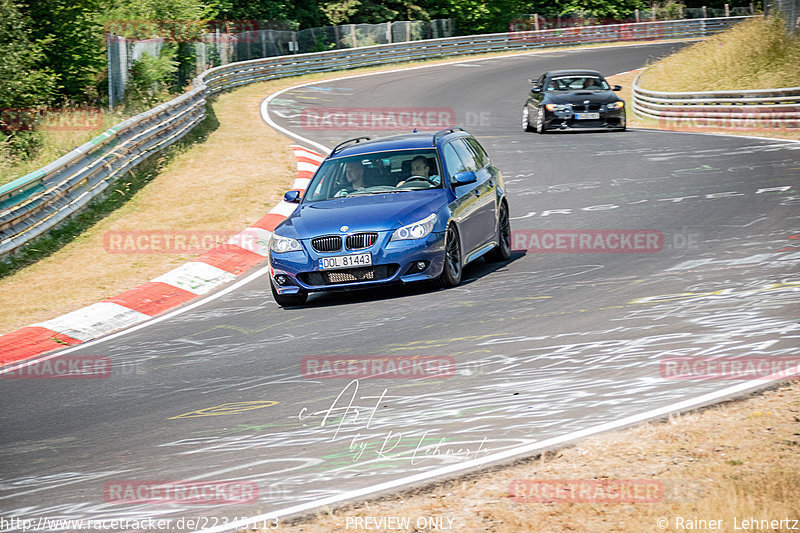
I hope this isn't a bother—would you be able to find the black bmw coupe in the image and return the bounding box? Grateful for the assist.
[522,69,626,133]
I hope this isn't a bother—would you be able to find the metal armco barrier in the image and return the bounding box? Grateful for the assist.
[632,71,800,128]
[0,16,752,258]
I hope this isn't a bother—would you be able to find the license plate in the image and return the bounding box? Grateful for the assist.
[319,253,372,270]
[575,112,600,120]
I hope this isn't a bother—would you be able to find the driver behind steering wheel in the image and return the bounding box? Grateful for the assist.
[397,155,440,187]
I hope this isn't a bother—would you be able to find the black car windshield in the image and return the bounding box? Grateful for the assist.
[547,76,610,91]
[302,149,444,203]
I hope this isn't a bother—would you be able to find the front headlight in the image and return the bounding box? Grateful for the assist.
[545,103,571,112]
[390,213,437,241]
[270,234,302,253]
[607,101,624,110]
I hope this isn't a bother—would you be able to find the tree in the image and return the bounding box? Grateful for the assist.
[21,0,105,104]
[0,0,57,109]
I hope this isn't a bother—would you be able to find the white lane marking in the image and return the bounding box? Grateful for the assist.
[194,367,799,533]
[33,303,150,342]
[151,262,237,295]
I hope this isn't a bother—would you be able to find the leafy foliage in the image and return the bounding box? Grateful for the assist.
[124,47,180,110]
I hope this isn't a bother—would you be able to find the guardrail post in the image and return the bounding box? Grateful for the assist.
[635,9,640,22]
[387,21,392,43]
[749,2,754,14]
[350,24,357,48]
[725,3,730,16]
[652,3,657,20]
[702,5,708,18]
[534,14,540,31]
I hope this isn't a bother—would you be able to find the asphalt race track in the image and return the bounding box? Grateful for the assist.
[1,42,799,532]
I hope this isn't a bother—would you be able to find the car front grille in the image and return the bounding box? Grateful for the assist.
[299,265,398,286]
[312,235,342,252]
[346,232,378,250]
[575,103,603,112]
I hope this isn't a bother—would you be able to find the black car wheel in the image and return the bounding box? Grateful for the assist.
[535,107,547,134]
[522,106,534,132]
[271,281,308,307]
[437,224,463,288]
[486,201,511,262]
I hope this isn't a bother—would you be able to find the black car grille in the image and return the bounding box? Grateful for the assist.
[574,103,603,112]
[299,265,399,286]
[312,235,342,252]
[346,232,378,250]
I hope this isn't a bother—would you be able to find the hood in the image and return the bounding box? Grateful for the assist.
[277,190,447,238]
[547,91,620,105]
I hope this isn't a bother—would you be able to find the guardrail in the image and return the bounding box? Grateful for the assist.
[632,71,800,128]
[0,16,753,258]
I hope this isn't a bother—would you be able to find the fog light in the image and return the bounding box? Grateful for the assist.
[408,260,429,274]
[274,275,290,286]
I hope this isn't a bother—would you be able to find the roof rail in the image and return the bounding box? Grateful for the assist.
[432,127,465,145]
[330,136,372,156]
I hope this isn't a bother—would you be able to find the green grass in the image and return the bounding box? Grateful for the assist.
[638,16,800,91]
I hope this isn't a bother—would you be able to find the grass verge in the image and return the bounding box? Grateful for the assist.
[637,17,800,91]
[254,379,800,532]
[612,16,800,140]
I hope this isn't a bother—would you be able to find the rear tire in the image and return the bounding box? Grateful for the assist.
[437,224,463,288]
[271,281,307,307]
[485,202,511,262]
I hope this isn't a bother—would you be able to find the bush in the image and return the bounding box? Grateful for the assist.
[124,46,179,110]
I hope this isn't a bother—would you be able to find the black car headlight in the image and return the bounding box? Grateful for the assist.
[545,104,571,112]
[606,101,624,110]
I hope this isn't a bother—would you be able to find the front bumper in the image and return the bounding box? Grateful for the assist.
[269,230,447,294]
[544,107,625,130]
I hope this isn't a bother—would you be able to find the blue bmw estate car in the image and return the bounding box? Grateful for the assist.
[268,128,510,307]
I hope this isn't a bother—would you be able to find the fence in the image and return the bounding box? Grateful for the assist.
[107,19,454,107]
[765,0,800,32]
[510,5,755,30]
[0,16,752,259]
[632,70,800,128]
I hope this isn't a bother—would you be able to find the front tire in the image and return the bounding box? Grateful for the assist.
[271,281,307,307]
[522,106,534,132]
[437,224,463,288]
[485,201,511,262]
[535,107,547,134]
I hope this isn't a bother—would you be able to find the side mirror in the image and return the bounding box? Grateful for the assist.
[529,78,537,84]
[284,190,301,203]
[612,85,622,92]
[451,170,477,187]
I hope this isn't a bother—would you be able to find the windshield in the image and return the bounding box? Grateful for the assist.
[546,76,610,91]
[303,149,443,203]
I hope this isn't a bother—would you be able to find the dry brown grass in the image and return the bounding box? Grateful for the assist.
[637,17,800,91]
[266,380,800,532]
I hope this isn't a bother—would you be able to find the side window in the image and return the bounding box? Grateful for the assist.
[465,137,490,169]
[442,143,466,177]
[451,139,478,172]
